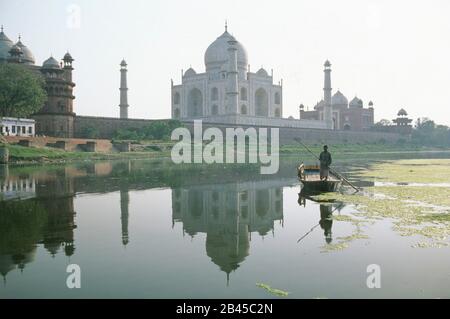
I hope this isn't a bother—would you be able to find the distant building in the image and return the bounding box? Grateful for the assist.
[0,117,35,137]
[393,108,413,133]
[0,26,75,138]
[299,61,375,131]
[371,108,413,135]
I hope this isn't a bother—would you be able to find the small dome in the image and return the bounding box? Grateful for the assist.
[184,67,197,77]
[256,68,269,77]
[120,59,127,67]
[349,96,363,108]
[332,90,348,106]
[16,38,35,65]
[0,27,14,60]
[397,108,408,116]
[368,101,374,107]
[299,104,305,109]
[204,29,248,72]
[64,52,74,61]
[324,60,331,67]
[314,100,326,109]
[42,56,61,69]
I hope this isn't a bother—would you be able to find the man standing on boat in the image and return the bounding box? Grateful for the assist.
[319,145,332,181]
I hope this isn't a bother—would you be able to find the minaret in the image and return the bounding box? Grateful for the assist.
[62,52,75,114]
[119,59,129,119]
[63,52,74,83]
[226,36,239,114]
[323,60,333,129]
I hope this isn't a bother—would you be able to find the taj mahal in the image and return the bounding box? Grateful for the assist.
[170,24,375,131]
[171,25,329,130]
[172,24,282,119]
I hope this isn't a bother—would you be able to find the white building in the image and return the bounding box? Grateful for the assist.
[171,25,328,129]
[0,117,35,137]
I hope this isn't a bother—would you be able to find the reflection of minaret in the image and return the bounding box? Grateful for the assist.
[120,188,130,246]
[119,59,129,119]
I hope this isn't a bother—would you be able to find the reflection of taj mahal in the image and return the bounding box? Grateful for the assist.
[172,181,284,280]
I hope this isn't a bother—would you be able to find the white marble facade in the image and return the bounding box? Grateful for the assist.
[171,27,283,120]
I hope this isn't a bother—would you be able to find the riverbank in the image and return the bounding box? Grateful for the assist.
[1,143,172,164]
[1,140,450,165]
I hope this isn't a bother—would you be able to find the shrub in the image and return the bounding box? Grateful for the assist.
[113,120,184,141]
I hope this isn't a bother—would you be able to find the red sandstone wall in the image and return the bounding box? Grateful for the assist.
[74,116,158,139]
[4,136,113,152]
[182,121,407,144]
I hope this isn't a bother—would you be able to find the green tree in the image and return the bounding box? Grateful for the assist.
[80,126,100,139]
[412,118,450,147]
[113,120,184,141]
[0,63,47,117]
[370,119,392,132]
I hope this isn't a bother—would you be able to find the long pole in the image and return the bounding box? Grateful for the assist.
[294,138,360,192]
[297,223,320,243]
[296,205,340,243]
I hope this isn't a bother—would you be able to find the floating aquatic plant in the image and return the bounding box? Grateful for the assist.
[312,159,450,249]
[256,283,289,297]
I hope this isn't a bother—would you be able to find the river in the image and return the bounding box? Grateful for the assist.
[1,152,449,298]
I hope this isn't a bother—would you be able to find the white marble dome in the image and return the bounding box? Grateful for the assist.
[0,29,14,61]
[204,30,248,71]
[332,90,348,106]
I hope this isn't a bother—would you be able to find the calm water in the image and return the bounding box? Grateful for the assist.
[1,154,450,299]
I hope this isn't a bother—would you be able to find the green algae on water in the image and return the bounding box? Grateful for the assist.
[312,159,450,249]
[359,159,450,184]
[256,283,289,297]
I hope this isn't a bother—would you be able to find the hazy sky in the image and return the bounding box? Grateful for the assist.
[2,0,450,125]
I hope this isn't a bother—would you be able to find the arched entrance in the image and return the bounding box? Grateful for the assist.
[255,88,268,117]
[187,88,203,117]
[211,104,218,115]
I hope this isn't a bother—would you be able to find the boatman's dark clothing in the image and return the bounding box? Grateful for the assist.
[319,151,332,180]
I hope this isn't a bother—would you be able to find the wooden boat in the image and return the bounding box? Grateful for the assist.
[297,163,342,193]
